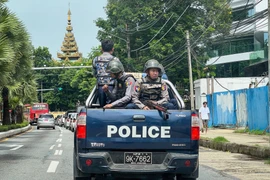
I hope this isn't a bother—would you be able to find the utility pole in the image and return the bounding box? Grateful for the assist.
[186,30,194,110]
[268,0,270,134]
[126,24,131,58]
[41,81,43,103]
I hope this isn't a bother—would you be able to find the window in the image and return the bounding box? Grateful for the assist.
[39,114,54,118]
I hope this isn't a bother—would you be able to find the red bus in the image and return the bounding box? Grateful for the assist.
[23,103,49,125]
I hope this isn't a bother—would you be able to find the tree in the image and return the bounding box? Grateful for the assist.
[0,1,34,125]
[95,0,232,90]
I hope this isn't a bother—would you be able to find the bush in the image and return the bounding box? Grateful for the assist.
[0,126,9,132]
[0,121,29,132]
[212,136,229,143]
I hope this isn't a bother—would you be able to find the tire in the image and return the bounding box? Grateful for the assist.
[37,126,40,129]
[73,150,92,180]
[53,127,55,129]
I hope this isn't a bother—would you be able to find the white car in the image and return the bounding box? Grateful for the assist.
[37,114,55,130]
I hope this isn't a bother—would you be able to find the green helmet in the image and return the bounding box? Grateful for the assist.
[106,60,124,74]
[144,59,162,73]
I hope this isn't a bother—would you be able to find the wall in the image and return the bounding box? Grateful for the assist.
[206,86,269,131]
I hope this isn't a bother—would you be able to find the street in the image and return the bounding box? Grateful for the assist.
[0,127,269,180]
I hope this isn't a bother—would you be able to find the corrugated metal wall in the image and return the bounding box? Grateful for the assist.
[206,86,269,131]
[247,86,268,130]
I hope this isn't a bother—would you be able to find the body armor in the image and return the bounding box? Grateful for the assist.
[115,74,135,100]
[139,77,162,101]
[95,56,115,85]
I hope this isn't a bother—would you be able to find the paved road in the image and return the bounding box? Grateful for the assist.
[1,126,267,180]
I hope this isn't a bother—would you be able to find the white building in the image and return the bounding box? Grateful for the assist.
[194,76,268,110]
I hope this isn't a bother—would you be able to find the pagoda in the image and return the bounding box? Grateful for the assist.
[57,7,82,61]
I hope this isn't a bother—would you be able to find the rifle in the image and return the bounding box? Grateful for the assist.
[143,100,171,119]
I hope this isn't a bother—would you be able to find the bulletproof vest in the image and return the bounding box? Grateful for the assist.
[139,77,162,101]
[115,74,136,100]
[95,56,115,85]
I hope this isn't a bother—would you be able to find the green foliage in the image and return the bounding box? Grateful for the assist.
[234,128,249,134]
[234,128,269,136]
[95,0,232,91]
[0,1,36,125]
[32,47,95,111]
[212,136,229,143]
[265,159,270,165]
[0,121,29,132]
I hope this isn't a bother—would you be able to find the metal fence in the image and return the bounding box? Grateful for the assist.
[206,86,269,131]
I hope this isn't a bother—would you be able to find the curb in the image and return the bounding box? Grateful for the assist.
[0,125,32,140]
[200,138,270,158]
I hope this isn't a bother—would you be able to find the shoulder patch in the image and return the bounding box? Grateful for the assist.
[134,85,140,92]
[161,84,167,91]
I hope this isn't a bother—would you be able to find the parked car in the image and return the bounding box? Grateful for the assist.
[70,113,78,132]
[37,114,55,130]
[54,115,61,126]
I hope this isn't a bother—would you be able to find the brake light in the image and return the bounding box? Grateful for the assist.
[191,114,200,140]
[76,112,86,139]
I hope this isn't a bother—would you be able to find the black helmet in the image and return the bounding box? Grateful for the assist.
[144,59,161,73]
[106,60,124,74]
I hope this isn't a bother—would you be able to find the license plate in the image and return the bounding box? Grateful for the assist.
[124,152,152,164]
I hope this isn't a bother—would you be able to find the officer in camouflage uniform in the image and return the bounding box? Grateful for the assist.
[102,60,136,109]
[126,59,177,110]
[92,39,120,107]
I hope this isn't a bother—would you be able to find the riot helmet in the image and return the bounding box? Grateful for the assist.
[143,59,162,73]
[106,60,124,74]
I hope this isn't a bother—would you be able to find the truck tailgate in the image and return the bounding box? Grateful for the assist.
[85,109,194,150]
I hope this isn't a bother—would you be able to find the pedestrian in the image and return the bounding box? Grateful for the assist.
[199,101,210,133]
[92,39,120,107]
[102,60,136,109]
[126,59,178,110]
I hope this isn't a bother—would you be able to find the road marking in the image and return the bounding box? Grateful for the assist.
[56,139,62,142]
[49,145,55,150]
[10,145,23,151]
[58,144,62,148]
[47,161,59,173]
[54,149,63,155]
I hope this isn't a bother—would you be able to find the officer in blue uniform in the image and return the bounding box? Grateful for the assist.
[102,60,136,109]
[126,59,177,110]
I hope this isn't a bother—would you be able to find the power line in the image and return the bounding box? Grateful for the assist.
[130,13,174,52]
[214,78,230,91]
[232,0,250,36]
[164,50,186,69]
[138,5,190,52]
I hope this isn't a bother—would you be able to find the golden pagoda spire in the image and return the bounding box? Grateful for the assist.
[68,3,71,23]
[57,4,82,61]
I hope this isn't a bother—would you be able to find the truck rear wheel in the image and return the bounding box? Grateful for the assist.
[73,150,92,180]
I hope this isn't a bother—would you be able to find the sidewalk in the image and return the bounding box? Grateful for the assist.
[200,128,270,158]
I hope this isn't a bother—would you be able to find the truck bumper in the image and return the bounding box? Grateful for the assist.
[77,152,198,175]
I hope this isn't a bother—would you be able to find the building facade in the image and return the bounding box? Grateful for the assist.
[206,0,268,77]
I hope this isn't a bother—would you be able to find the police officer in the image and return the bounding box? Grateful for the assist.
[126,59,177,110]
[102,60,136,109]
[92,39,120,107]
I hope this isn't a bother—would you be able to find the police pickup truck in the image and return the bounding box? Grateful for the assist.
[73,76,200,180]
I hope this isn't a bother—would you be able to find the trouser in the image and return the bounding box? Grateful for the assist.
[126,99,178,110]
[98,85,113,107]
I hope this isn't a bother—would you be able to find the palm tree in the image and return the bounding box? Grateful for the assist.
[0,1,35,125]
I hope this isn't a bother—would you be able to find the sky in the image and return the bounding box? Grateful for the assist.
[6,0,108,59]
